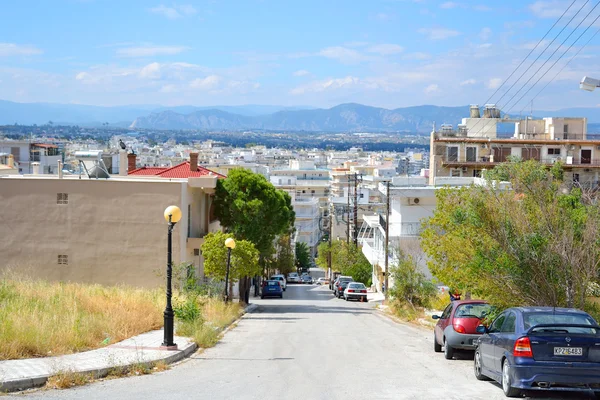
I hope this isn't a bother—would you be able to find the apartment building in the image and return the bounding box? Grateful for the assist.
[0,140,62,174]
[429,105,595,186]
[0,153,221,288]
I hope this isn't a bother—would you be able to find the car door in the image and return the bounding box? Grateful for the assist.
[480,312,506,379]
[435,304,453,344]
[495,311,517,370]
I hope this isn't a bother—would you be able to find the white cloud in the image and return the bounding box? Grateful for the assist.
[478,43,492,49]
[403,52,431,60]
[190,75,221,90]
[418,27,461,40]
[139,62,162,79]
[424,84,440,94]
[475,5,492,11]
[293,70,310,77]
[529,1,569,18]
[149,4,197,19]
[290,76,360,95]
[367,44,404,55]
[318,46,367,63]
[116,45,189,57]
[480,27,492,41]
[75,72,91,81]
[487,78,502,89]
[373,12,394,21]
[460,79,476,86]
[0,43,42,56]
[440,2,459,9]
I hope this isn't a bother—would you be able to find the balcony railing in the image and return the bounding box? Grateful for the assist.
[443,157,600,167]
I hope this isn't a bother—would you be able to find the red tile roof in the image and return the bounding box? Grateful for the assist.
[129,162,225,179]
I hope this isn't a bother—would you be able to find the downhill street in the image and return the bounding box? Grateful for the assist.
[17,285,594,400]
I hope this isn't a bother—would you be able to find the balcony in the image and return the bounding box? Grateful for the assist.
[442,157,600,168]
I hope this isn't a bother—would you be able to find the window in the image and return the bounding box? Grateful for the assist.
[187,204,191,238]
[57,193,68,205]
[287,179,291,184]
[466,147,477,162]
[500,312,516,333]
[447,146,459,162]
[473,170,482,178]
[311,190,315,194]
[488,313,507,333]
[441,304,453,319]
[548,148,561,155]
[451,169,461,177]
[564,124,569,139]
[194,249,200,256]
[360,193,364,198]
[58,255,68,265]
[302,190,306,193]
[278,179,282,184]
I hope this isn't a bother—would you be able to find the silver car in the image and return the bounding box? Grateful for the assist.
[344,282,368,302]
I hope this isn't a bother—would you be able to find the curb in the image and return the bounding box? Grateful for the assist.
[0,342,198,393]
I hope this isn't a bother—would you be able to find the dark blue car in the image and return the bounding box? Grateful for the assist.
[260,280,283,299]
[474,306,600,397]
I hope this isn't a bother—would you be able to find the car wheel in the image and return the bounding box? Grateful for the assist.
[433,334,442,353]
[473,350,490,380]
[261,295,264,299]
[279,294,283,299]
[502,359,521,398]
[443,338,454,360]
[345,296,349,301]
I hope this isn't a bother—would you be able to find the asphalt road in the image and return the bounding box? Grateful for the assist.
[16,285,597,400]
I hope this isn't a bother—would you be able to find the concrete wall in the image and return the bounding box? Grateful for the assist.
[0,178,185,287]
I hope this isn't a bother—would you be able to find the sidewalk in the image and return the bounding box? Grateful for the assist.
[0,303,258,392]
[367,289,385,303]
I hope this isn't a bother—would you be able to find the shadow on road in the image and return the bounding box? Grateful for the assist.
[252,303,373,315]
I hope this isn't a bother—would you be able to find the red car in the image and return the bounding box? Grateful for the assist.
[432,300,492,360]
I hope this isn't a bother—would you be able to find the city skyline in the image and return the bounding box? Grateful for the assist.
[1,0,600,111]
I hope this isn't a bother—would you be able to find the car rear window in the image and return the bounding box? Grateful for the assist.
[348,283,365,289]
[267,281,279,286]
[454,303,491,318]
[339,277,353,282]
[524,312,598,333]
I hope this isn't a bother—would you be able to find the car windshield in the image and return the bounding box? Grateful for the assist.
[454,303,491,318]
[524,312,599,334]
[348,283,365,289]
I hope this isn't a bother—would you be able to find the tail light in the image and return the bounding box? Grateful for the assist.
[348,289,355,293]
[453,324,466,334]
[513,337,533,358]
[361,290,367,293]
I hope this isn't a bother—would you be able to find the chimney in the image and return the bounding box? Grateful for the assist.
[8,154,14,168]
[58,161,63,179]
[119,150,127,176]
[190,152,199,172]
[127,153,137,173]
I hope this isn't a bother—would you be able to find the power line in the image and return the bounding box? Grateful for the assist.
[468,0,591,136]
[518,27,600,114]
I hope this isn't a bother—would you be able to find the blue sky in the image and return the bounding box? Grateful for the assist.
[1,0,600,110]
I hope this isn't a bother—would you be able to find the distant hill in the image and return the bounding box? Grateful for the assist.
[130,103,470,132]
[2,98,600,132]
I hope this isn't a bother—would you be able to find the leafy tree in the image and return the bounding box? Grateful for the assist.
[201,231,261,285]
[316,240,371,285]
[272,235,295,276]
[421,159,600,310]
[213,169,295,302]
[389,249,436,308]
[295,242,311,271]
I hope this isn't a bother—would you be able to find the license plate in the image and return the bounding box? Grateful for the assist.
[554,347,583,356]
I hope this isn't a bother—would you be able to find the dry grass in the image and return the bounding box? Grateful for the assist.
[429,293,450,312]
[46,370,94,389]
[176,298,243,349]
[0,276,164,360]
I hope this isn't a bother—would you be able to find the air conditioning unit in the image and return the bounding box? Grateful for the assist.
[596,145,600,150]
[585,169,592,172]
[481,144,488,149]
[461,167,468,173]
[408,197,420,205]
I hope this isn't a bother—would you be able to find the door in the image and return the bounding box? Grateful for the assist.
[480,312,507,379]
[435,304,453,344]
[447,147,458,162]
[466,147,477,162]
[495,312,517,370]
[581,149,592,164]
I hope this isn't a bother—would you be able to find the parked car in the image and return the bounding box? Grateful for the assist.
[287,272,301,284]
[261,280,283,299]
[301,275,313,284]
[316,277,328,285]
[329,271,341,290]
[474,307,600,398]
[334,276,354,298]
[270,275,286,291]
[344,282,367,302]
[432,300,492,360]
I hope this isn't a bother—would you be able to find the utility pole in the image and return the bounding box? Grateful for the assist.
[384,180,390,302]
[353,172,361,246]
[346,174,350,244]
[328,203,333,289]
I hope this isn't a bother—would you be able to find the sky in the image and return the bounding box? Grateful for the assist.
[2,0,600,111]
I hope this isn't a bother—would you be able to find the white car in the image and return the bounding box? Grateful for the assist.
[287,272,301,284]
[344,282,368,302]
[270,275,287,291]
[316,277,328,285]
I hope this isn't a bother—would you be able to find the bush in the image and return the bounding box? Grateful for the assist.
[389,253,437,308]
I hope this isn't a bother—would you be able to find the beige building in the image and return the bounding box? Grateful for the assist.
[0,156,220,288]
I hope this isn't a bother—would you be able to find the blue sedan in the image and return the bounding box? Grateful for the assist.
[474,306,600,397]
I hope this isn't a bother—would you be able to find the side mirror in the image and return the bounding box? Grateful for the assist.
[432,315,440,320]
[476,325,487,334]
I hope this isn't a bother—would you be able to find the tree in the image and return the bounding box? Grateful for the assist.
[272,235,295,276]
[213,169,295,302]
[295,242,311,272]
[316,240,371,285]
[201,231,261,299]
[421,159,600,310]
[389,249,436,308]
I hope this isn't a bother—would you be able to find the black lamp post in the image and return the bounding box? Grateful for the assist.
[223,238,236,302]
[162,205,182,349]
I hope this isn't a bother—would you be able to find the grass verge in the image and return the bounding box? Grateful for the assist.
[0,276,164,360]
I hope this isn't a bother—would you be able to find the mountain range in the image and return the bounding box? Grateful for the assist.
[2,99,600,133]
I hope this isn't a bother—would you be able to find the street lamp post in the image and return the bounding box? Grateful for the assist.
[162,205,182,349]
[224,238,236,302]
